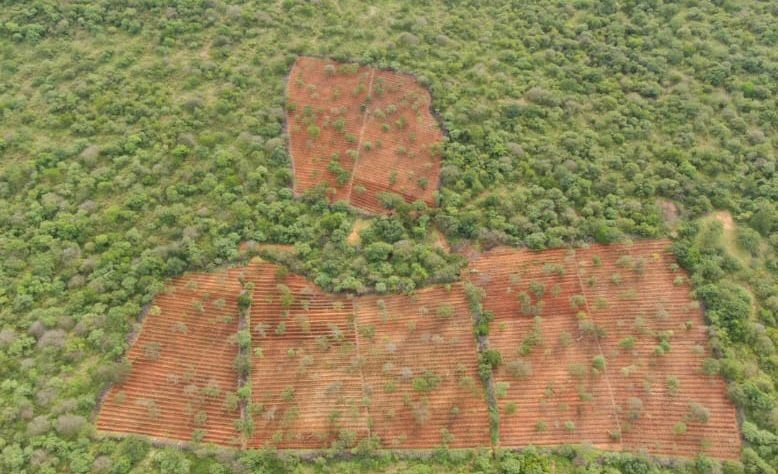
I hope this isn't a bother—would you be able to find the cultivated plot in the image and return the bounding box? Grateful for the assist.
[287,57,443,214]
[98,242,740,459]
[245,265,488,449]
[245,261,367,449]
[98,260,488,450]
[467,240,741,459]
[96,270,244,446]
[578,241,740,458]
[354,286,490,448]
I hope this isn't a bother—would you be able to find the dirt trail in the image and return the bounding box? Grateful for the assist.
[346,219,370,246]
[344,69,376,201]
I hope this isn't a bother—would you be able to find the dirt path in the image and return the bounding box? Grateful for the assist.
[344,69,376,202]
[575,260,623,450]
[350,302,372,438]
[346,219,370,246]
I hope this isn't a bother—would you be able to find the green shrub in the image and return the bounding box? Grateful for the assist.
[412,370,441,393]
[627,397,643,420]
[688,402,710,423]
[673,421,687,435]
[619,336,636,350]
[500,449,550,474]
[505,359,532,379]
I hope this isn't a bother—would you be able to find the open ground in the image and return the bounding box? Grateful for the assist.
[96,58,739,460]
[467,239,740,458]
[286,57,443,214]
[96,269,244,445]
[98,259,488,450]
[98,241,740,458]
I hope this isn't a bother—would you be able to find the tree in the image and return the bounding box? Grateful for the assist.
[54,414,87,438]
[505,360,532,379]
[696,283,752,343]
[688,403,710,423]
[153,449,191,474]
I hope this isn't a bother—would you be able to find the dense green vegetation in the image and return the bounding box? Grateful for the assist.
[1,0,777,472]
[672,218,778,474]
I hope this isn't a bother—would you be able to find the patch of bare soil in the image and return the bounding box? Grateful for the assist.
[658,199,680,228]
[714,210,735,232]
[431,228,451,253]
[287,57,443,214]
[347,218,370,246]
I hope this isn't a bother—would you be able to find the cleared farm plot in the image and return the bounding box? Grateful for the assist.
[98,242,739,458]
[96,269,244,446]
[287,57,443,213]
[245,261,367,449]
[244,264,487,449]
[467,239,741,459]
[98,259,487,450]
[354,286,490,448]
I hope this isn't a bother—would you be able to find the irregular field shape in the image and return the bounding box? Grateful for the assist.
[467,239,741,459]
[96,270,243,445]
[287,57,443,213]
[98,260,488,449]
[352,70,443,213]
[287,57,368,203]
[355,286,490,448]
[468,248,619,449]
[577,241,740,458]
[98,242,739,458]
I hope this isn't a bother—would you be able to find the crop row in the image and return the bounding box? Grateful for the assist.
[97,270,245,445]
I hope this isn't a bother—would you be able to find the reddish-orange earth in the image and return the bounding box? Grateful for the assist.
[354,287,490,448]
[98,259,487,449]
[287,57,443,214]
[467,239,741,459]
[98,241,740,458]
[96,269,244,445]
[244,260,366,449]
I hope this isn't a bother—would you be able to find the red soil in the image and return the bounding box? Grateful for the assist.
[98,260,485,450]
[466,239,741,459]
[287,57,443,214]
[96,270,244,445]
[354,286,490,448]
[98,240,739,459]
[244,261,366,449]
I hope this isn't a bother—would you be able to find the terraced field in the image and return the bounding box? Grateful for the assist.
[96,269,244,445]
[98,259,485,450]
[287,57,443,213]
[98,242,739,458]
[467,239,741,459]
[354,287,490,448]
[245,261,366,449]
